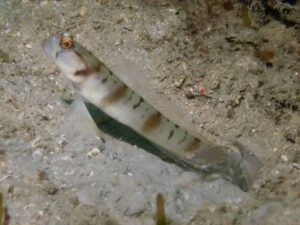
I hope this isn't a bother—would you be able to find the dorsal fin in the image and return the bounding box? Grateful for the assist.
[110,58,210,142]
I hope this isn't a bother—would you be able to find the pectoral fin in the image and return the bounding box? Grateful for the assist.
[66,96,101,136]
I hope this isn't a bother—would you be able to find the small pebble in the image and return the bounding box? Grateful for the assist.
[37,170,48,181]
[198,87,208,96]
[30,136,41,148]
[25,43,32,49]
[210,80,220,90]
[87,147,101,158]
[79,6,87,16]
[185,88,196,99]
[226,108,235,118]
[281,154,289,162]
[8,185,14,193]
[0,49,10,62]
[44,183,58,195]
[40,1,48,7]
[175,76,186,88]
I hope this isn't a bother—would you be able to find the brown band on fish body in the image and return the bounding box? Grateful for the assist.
[142,112,161,133]
[184,138,200,158]
[74,66,95,76]
[74,50,102,76]
[100,85,127,107]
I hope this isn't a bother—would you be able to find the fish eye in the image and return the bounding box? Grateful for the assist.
[59,32,74,49]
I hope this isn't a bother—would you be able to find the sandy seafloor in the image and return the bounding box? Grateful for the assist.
[0,0,299,224]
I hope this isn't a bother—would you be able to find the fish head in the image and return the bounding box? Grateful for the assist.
[42,32,97,83]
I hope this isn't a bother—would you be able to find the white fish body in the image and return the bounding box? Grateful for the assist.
[42,33,262,191]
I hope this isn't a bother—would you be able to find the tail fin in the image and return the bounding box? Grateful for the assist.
[193,143,263,191]
[229,141,263,190]
[156,143,263,191]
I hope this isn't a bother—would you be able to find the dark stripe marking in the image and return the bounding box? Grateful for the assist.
[168,130,174,140]
[142,112,161,133]
[133,97,144,109]
[178,131,187,144]
[95,62,102,71]
[125,91,134,104]
[101,77,108,83]
[100,85,127,107]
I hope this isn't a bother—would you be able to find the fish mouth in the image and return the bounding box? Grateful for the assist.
[42,35,60,60]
